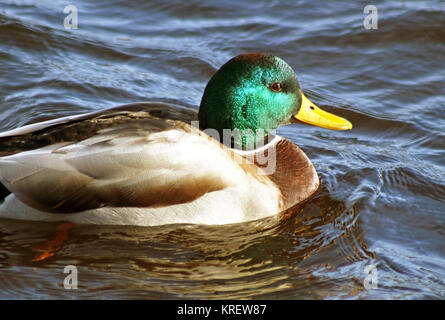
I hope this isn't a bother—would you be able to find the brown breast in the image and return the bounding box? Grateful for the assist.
[249,138,320,210]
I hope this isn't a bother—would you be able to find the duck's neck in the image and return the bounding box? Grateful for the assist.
[231,134,282,156]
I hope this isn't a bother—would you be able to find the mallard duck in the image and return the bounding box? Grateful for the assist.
[0,53,351,226]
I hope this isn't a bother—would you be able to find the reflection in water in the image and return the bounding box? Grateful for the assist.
[0,185,374,299]
[1,0,445,299]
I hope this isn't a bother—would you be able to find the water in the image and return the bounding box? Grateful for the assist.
[1,0,445,299]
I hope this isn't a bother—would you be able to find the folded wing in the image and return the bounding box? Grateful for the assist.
[0,106,248,213]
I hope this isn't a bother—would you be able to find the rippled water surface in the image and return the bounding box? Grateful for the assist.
[1,0,445,299]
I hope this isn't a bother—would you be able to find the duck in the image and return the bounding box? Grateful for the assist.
[0,53,352,226]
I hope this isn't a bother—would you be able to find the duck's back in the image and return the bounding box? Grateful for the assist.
[0,102,198,157]
[0,102,198,203]
[0,102,284,225]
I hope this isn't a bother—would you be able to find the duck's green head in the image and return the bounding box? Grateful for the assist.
[198,53,352,149]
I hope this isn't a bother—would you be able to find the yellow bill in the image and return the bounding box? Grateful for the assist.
[293,92,352,130]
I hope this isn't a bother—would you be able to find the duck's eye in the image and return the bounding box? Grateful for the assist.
[270,82,283,92]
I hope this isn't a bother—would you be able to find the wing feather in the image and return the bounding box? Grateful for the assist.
[0,117,248,213]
